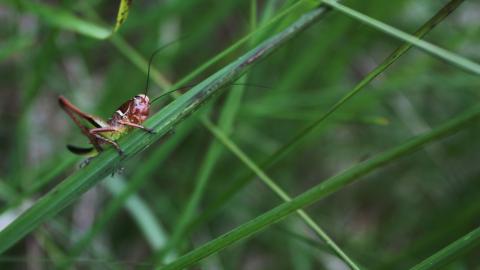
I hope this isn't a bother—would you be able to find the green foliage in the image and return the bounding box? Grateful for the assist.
[0,0,479,269]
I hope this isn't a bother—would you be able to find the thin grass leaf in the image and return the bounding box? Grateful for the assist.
[104,176,167,250]
[0,7,327,254]
[380,193,480,269]
[0,155,78,216]
[170,0,320,90]
[409,226,480,270]
[110,36,173,89]
[26,155,79,195]
[201,118,361,270]
[268,0,466,171]
[110,1,322,95]
[15,0,131,39]
[322,0,480,75]
[156,87,249,262]
[59,118,197,269]
[196,0,465,228]
[159,104,480,270]
[156,2,262,262]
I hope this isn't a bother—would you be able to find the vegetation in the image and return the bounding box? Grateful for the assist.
[0,0,479,269]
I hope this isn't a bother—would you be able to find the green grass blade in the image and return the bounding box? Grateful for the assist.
[409,226,480,270]
[104,176,168,250]
[14,0,131,39]
[0,7,327,254]
[157,86,250,263]
[269,0,466,172]
[323,0,480,75]
[170,1,322,90]
[1,155,78,214]
[156,2,263,261]
[111,1,319,93]
[159,105,480,270]
[58,120,197,269]
[110,35,173,90]
[201,119,361,270]
[197,0,465,228]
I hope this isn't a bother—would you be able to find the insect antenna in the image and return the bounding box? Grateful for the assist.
[149,87,188,104]
[144,37,189,97]
[144,37,270,105]
[149,82,271,105]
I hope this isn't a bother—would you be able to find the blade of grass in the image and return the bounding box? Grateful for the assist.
[13,0,132,39]
[163,1,322,91]
[270,0,466,173]
[110,35,173,90]
[110,1,326,94]
[104,176,168,250]
[159,104,480,270]
[9,31,58,190]
[0,7,327,254]
[156,83,251,261]
[201,118,361,270]
[26,155,79,195]
[156,1,263,262]
[58,118,198,269]
[196,0,465,228]
[381,191,480,269]
[409,226,480,270]
[0,155,79,215]
[322,0,480,75]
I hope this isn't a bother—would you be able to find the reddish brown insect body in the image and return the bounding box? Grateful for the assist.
[59,94,154,157]
[115,94,151,125]
[60,44,180,161]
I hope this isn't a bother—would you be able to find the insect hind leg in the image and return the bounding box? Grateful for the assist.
[58,96,104,152]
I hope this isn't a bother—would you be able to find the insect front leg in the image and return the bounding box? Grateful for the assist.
[89,127,124,156]
[118,120,156,133]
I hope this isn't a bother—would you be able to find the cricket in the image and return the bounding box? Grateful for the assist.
[58,47,179,161]
[58,93,153,156]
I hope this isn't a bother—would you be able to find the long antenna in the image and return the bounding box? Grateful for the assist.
[149,87,186,104]
[144,37,188,96]
[149,83,271,105]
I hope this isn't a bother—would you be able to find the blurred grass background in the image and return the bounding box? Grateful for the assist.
[0,0,479,269]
